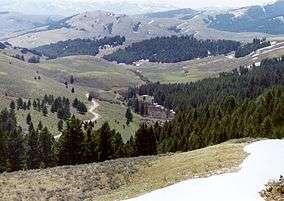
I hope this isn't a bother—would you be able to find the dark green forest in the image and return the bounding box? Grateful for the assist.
[126,57,284,153]
[34,36,125,59]
[235,38,270,58]
[129,57,284,110]
[104,35,241,64]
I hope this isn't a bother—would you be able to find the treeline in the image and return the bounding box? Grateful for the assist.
[104,35,241,64]
[128,57,284,110]
[235,38,271,58]
[143,86,284,153]
[0,108,156,173]
[34,36,126,59]
[14,94,87,120]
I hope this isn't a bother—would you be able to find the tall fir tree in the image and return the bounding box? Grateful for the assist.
[38,127,55,168]
[57,116,84,165]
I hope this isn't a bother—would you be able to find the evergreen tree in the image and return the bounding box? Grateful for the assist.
[0,132,7,173]
[16,98,23,110]
[70,75,74,84]
[26,113,32,125]
[38,127,55,168]
[134,124,157,156]
[97,122,113,162]
[42,105,48,116]
[26,128,40,169]
[57,116,84,165]
[6,130,25,172]
[37,121,43,131]
[82,128,96,163]
[57,120,64,132]
[125,107,133,125]
[10,101,15,110]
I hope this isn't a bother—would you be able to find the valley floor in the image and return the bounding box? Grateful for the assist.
[125,139,284,201]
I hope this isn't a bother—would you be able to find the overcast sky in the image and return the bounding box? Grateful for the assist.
[95,0,277,9]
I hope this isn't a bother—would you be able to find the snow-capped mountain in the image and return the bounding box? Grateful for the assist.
[0,0,177,16]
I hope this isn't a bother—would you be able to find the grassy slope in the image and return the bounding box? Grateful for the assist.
[133,41,284,84]
[38,56,144,140]
[0,53,92,136]
[0,140,248,200]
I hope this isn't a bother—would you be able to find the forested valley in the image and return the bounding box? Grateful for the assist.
[104,36,271,64]
[0,57,283,174]
[34,36,126,59]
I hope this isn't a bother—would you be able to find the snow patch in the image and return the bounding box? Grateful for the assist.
[230,8,247,18]
[255,62,261,67]
[125,139,284,201]
[226,54,235,59]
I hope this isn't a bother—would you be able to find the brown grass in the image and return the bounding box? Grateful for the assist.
[98,141,247,201]
[0,141,248,201]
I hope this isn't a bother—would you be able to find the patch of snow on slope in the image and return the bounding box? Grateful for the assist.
[230,8,247,18]
[125,139,284,201]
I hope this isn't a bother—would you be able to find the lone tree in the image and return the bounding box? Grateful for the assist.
[70,75,74,84]
[125,107,133,125]
[26,113,32,125]
[58,120,64,131]
[42,105,48,116]
[10,101,16,110]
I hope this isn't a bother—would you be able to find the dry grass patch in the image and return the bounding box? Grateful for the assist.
[0,141,248,201]
[97,141,248,201]
[261,176,284,201]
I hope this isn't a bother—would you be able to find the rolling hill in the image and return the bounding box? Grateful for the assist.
[0,11,61,37]
[5,11,178,48]
[206,0,284,35]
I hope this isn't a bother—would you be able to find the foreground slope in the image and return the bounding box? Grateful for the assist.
[0,140,247,200]
[127,140,284,201]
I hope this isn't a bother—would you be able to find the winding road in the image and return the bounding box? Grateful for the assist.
[54,94,100,139]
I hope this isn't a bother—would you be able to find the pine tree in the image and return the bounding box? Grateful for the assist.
[97,122,113,162]
[37,121,43,131]
[57,116,84,165]
[26,113,32,125]
[38,127,55,168]
[16,98,23,110]
[27,99,31,110]
[113,131,124,158]
[70,75,74,84]
[42,105,48,116]
[134,124,157,156]
[82,128,96,163]
[58,120,64,131]
[125,107,133,125]
[6,129,25,172]
[26,128,40,170]
[0,132,7,173]
[10,101,15,110]
[261,117,273,138]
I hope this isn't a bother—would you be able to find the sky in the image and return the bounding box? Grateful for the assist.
[0,0,278,16]
[91,0,277,9]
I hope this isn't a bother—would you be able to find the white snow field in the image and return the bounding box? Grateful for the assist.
[126,140,284,201]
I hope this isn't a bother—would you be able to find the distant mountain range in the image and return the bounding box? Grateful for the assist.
[206,0,284,34]
[1,1,284,48]
[0,11,61,36]
[0,0,176,16]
